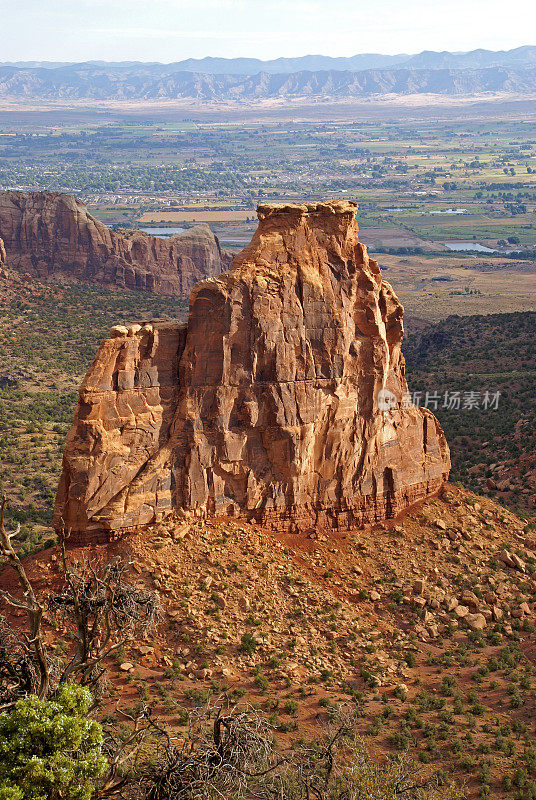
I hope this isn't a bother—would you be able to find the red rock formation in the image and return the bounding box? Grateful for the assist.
[54,201,450,541]
[0,191,230,296]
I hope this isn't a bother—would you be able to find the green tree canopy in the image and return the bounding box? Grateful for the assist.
[0,684,107,800]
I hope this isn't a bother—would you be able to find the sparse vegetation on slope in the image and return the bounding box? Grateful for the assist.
[0,272,182,552]
[404,312,536,518]
[1,495,470,800]
[3,484,535,798]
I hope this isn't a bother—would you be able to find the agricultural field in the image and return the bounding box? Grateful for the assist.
[378,254,536,322]
[139,209,254,223]
[0,102,535,255]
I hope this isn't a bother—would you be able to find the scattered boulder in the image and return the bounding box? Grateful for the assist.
[446,597,459,612]
[500,550,515,568]
[465,613,487,631]
[413,579,426,595]
[512,554,526,573]
[460,590,480,609]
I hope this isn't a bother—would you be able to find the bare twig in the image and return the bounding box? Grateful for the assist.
[50,536,161,695]
[0,496,50,700]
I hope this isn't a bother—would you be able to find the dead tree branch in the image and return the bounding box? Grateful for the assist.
[50,523,161,695]
[0,496,50,701]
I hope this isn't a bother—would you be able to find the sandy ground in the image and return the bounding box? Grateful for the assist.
[376,254,536,321]
[2,95,536,124]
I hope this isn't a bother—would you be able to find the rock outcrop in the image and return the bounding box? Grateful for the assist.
[0,191,230,296]
[1,61,536,102]
[54,201,450,541]
[0,236,6,266]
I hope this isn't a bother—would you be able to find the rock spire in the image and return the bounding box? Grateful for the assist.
[54,200,450,540]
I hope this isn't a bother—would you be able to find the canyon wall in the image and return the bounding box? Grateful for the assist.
[54,201,450,540]
[0,191,230,296]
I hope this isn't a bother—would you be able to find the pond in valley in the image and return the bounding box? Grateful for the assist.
[139,227,185,236]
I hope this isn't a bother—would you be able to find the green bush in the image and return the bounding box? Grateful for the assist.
[254,674,270,693]
[239,632,258,655]
[0,685,107,800]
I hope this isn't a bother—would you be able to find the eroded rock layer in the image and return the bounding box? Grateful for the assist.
[0,191,230,296]
[54,201,450,540]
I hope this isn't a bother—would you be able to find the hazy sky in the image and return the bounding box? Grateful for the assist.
[3,0,535,63]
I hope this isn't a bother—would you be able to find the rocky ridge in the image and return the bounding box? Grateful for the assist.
[1,63,536,101]
[54,200,450,541]
[0,190,230,297]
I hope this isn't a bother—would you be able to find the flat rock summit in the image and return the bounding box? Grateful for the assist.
[54,200,450,541]
[0,190,230,296]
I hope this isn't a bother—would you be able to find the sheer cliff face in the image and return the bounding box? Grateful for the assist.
[54,201,450,540]
[0,191,229,297]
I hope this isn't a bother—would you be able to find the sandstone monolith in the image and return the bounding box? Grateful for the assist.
[54,201,450,540]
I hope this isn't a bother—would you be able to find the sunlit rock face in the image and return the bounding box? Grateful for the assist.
[0,190,230,296]
[54,201,450,541]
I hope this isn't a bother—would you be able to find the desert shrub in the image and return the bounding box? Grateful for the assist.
[284,699,299,715]
[0,684,106,800]
[238,632,258,655]
[254,674,270,693]
[404,652,416,668]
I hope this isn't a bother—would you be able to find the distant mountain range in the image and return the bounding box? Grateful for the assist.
[1,47,536,101]
[4,46,536,74]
